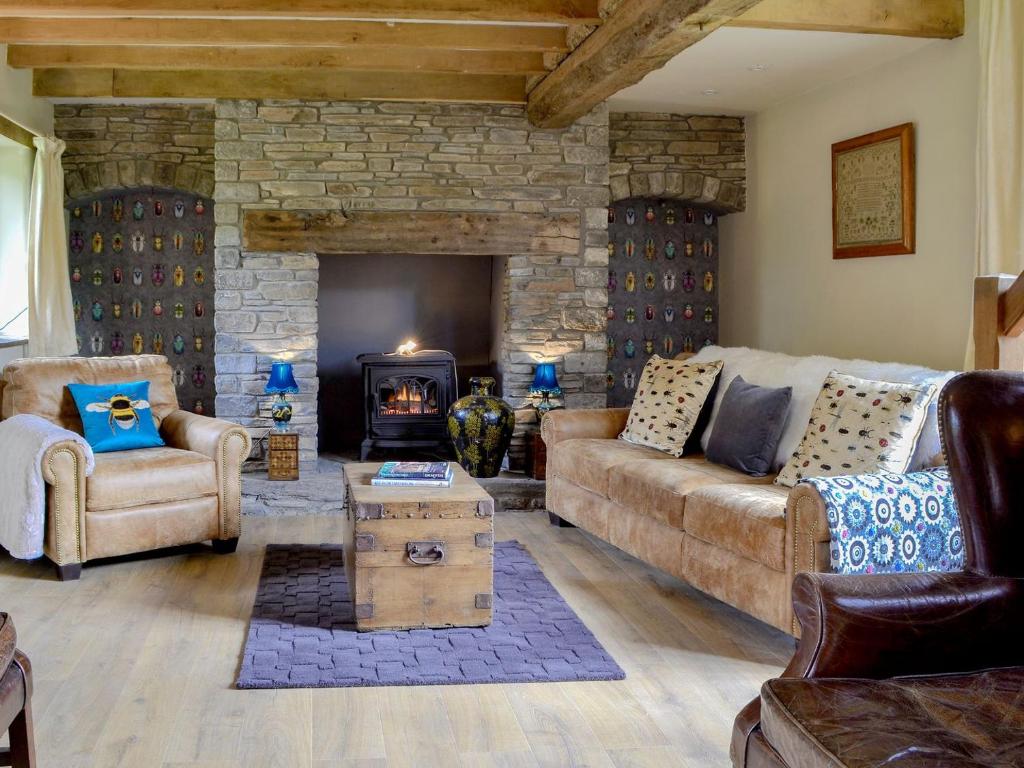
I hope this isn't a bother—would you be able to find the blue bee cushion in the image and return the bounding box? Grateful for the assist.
[68,380,165,453]
[801,468,964,574]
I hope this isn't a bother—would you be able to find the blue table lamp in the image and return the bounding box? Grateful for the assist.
[530,362,562,413]
[265,361,299,430]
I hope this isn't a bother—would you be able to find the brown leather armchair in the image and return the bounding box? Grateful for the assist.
[1,355,251,580]
[0,614,34,768]
[732,370,1024,768]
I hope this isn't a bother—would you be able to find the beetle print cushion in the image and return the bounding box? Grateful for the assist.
[619,355,723,456]
[802,467,964,574]
[775,371,937,488]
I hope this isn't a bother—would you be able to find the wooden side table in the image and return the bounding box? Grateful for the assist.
[526,428,547,481]
[267,431,299,481]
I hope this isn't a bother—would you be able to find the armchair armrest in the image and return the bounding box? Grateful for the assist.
[540,408,630,447]
[40,439,90,566]
[783,570,1024,681]
[160,410,251,540]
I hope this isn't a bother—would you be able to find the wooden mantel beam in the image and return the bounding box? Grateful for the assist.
[729,0,964,39]
[244,210,581,255]
[527,0,762,129]
[0,0,602,24]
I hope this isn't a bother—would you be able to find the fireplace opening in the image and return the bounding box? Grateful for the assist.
[318,253,503,454]
[379,377,438,416]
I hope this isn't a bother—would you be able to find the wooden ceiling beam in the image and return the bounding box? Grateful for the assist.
[8,45,548,76]
[33,68,528,103]
[728,0,964,39]
[0,17,567,52]
[0,0,601,24]
[527,0,762,128]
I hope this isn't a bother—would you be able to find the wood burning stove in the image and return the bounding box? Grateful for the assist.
[357,350,457,459]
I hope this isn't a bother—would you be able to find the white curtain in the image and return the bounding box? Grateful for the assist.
[26,136,76,358]
[975,0,1024,276]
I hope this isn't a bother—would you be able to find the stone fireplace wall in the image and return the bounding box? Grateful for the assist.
[53,101,747,468]
[213,100,612,464]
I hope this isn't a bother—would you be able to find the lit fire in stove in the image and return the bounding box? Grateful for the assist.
[381,381,439,416]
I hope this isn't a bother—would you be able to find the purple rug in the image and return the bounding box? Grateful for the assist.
[237,541,625,689]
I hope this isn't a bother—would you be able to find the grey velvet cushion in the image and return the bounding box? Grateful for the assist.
[706,375,792,477]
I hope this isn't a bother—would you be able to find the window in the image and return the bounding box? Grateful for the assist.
[0,136,31,341]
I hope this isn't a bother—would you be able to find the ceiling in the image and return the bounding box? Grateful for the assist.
[608,26,938,116]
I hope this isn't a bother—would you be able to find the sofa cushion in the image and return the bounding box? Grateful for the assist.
[548,437,674,498]
[761,667,1024,768]
[683,484,789,571]
[86,446,218,512]
[776,372,937,487]
[619,356,723,457]
[608,457,771,530]
[705,375,792,477]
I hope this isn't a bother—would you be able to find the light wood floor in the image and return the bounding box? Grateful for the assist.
[0,512,793,768]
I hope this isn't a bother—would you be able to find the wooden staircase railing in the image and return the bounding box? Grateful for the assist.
[974,272,1024,370]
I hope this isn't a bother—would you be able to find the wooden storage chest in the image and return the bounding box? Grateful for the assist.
[342,463,495,631]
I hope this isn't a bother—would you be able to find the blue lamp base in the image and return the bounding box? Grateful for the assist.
[270,394,293,431]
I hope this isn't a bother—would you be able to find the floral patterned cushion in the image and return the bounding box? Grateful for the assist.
[775,371,937,487]
[619,356,723,457]
[802,468,964,574]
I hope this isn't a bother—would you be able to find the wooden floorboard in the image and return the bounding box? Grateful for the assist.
[0,513,792,767]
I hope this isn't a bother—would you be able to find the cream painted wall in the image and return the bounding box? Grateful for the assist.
[720,1,979,372]
[0,44,52,136]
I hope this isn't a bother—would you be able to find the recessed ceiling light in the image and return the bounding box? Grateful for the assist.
[747,64,769,72]
[701,88,719,96]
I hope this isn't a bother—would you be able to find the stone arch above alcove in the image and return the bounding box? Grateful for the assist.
[63,159,215,202]
[609,170,743,214]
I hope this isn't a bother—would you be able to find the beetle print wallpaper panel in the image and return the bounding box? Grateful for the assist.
[606,198,719,408]
[67,188,216,416]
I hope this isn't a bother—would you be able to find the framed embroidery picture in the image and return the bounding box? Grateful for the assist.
[831,122,915,259]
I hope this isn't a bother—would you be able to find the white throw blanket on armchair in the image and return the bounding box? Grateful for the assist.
[0,414,94,559]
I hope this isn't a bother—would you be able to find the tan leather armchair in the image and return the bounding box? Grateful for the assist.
[1,355,251,580]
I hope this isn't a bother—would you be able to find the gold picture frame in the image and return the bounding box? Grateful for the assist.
[832,122,915,259]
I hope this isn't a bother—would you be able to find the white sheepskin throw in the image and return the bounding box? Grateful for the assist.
[0,414,94,559]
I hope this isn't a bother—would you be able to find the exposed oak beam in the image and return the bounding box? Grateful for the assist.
[0,0,601,24]
[0,17,567,52]
[33,68,527,102]
[0,113,35,149]
[244,210,581,255]
[528,0,761,128]
[729,0,963,39]
[8,45,547,75]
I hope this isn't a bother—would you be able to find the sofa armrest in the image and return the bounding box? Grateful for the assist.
[40,439,90,566]
[784,484,831,569]
[160,410,251,539]
[540,407,630,447]
[782,570,1024,681]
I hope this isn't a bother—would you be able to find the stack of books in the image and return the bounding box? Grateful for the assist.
[370,461,454,488]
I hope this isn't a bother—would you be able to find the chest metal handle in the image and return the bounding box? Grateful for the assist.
[406,540,446,565]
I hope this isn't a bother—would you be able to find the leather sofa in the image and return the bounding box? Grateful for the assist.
[542,346,954,635]
[0,355,251,580]
[732,370,1024,767]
